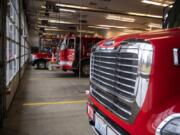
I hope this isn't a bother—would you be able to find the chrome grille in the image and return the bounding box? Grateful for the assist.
[91,51,138,99]
[90,45,140,122]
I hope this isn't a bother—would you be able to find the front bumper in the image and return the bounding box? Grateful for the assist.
[87,101,130,135]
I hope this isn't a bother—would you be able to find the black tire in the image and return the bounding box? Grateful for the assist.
[73,70,79,76]
[37,60,46,69]
[81,61,90,77]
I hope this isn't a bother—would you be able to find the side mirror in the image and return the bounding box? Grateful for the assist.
[173,48,180,66]
[162,4,173,29]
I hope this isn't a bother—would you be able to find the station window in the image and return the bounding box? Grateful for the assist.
[6,0,30,85]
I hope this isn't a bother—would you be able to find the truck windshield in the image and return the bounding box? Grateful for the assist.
[60,38,67,50]
[163,0,180,28]
[68,39,75,49]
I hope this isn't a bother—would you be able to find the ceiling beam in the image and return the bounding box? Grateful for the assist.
[44,1,162,19]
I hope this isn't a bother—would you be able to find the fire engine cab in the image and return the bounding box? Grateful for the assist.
[59,35,103,76]
[87,0,180,135]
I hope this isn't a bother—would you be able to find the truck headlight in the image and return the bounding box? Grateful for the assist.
[31,54,37,61]
[156,114,180,135]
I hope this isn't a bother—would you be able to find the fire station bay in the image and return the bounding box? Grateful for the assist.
[0,0,180,135]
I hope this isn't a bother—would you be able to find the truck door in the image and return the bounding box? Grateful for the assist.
[66,38,75,65]
[59,38,68,66]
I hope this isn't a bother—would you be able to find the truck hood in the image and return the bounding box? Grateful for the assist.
[100,28,180,48]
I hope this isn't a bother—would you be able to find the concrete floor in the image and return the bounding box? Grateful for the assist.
[0,67,93,135]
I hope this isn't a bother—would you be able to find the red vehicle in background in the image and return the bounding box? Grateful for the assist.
[59,35,103,76]
[87,1,180,135]
[31,48,56,69]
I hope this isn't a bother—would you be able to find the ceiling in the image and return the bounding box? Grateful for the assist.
[24,0,174,39]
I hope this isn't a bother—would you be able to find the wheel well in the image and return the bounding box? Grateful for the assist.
[81,59,90,65]
[36,59,47,63]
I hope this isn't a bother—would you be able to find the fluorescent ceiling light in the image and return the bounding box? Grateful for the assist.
[98,25,127,29]
[56,3,89,10]
[141,0,172,7]
[45,28,61,31]
[37,25,58,29]
[78,30,95,34]
[49,20,73,24]
[106,15,135,22]
[88,26,110,30]
[38,18,48,21]
[43,33,57,35]
[41,5,46,9]
[128,12,162,19]
[41,5,76,13]
[38,18,74,24]
[59,8,76,13]
[169,5,173,8]
[45,28,69,32]
[123,29,143,33]
[148,23,162,28]
[145,28,152,31]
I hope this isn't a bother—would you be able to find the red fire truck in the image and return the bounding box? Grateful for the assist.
[31,52,52,69]
[87,1,180,135]
[31,48,56,69]
[59,35,103,76]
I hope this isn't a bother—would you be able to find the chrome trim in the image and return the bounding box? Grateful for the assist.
[116,81,135,89]
[173,48,180,66]
[156,113,180,135]
[91,125,99,135]
[116,87,135,96]
[116,74,136,82]
[118,57,138,61]
[116,69,137,75]
[117,63,138,68]
[94,59,116,65]
[92,76,115,89]
[90,39,153,123]
[92,74,135,96]
[90,80,134,103]
[93,88,131,115]
[92,67,115,77]
[92,72,115,83]
[94,55,116,59]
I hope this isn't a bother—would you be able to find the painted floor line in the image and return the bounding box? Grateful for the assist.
[23,100,87,106]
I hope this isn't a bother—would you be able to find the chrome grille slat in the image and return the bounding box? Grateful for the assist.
[116,81,135,89]
[94,59,116,65]
[92,67,114,77]
[116,75,136,82]
[117,63,138,68]
[93,64,115,72]
[92,76,115,89]
[92,69,135,96]
[92,73,135,96]
[92,72,115,83]
[116,87,135,96]
[92,87,132,115]
[91,78,132,101]
[118,57,138,61]
[95,55,116,59]
[117,69,137,75]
